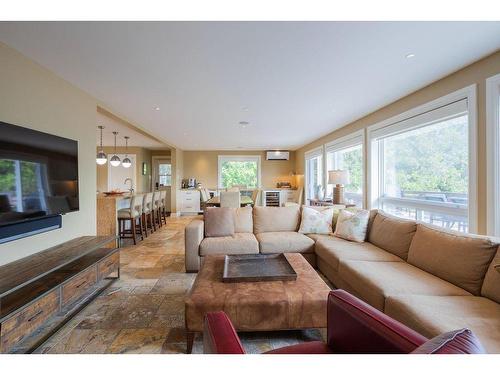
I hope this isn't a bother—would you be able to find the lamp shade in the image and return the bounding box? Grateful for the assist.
[110,154,121,167]
[96,150,107,165]
[328,170,350,185]
[122,157,132,168]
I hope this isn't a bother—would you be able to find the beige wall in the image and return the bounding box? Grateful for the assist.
[151,150,171,157]
[295,51,500,234]
[183,150,297,189]
[0,42,97,266]
[96,146,152,193]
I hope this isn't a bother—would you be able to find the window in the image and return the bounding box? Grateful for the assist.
[369,91,476,233]
[218,155,261,189]
[304,147,323,201]
[326,131,364,207]
[158,163,172,186]
[486,73,500,235]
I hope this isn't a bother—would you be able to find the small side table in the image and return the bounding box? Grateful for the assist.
[308,199,356,208]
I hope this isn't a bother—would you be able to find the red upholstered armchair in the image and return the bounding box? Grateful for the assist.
[203,289,485,354]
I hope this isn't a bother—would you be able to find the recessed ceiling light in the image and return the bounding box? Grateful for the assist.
[154,106,160,111]
[405,53,415,59]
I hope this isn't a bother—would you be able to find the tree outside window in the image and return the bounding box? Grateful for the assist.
[218,156,260,189]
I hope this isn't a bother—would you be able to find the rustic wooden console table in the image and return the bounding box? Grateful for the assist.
[0,236,119,353]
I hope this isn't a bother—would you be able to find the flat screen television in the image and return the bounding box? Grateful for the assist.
[0,121,79,243]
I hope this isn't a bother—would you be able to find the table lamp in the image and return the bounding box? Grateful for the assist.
[328,170,350,204]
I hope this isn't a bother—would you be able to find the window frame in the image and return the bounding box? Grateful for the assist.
[324,129,365,207]
[367,85,478,233]
[304,146,324,202]
[158,162,172,187]
[486,73,500,236]
[217,155,261,189]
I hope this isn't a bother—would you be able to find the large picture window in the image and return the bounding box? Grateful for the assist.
[369,95,475,233]
[326,131,364,207]
[218,155,261,189]
[304,147,323,202]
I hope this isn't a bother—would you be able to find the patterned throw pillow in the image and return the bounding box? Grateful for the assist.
[298,206,336,235]
[334,208,370,242]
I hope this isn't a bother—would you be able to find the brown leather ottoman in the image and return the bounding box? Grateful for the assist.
[185,253,331,353]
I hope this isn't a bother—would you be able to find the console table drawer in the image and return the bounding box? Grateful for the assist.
[0,289,59,353]
[61,267,97,306]
[98,253,119,280]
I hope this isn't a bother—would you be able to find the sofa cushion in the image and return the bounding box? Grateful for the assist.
[315,236,403,273]
[368,210,416,260]
[233,206,253,233]
[256,232,315,254]
[204,207,235,237]
[481,247,500,303]
[301,204,345,230]
[338,260,471,311]
[334,209,370,242]
[407,224,498,295]
[305,233,330,242]
[200,233,259,256]
[253,206,300,234]
[385,295,500,354]
[298,206,336,235]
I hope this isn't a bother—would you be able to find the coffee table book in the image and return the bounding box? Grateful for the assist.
[222,253,297,283]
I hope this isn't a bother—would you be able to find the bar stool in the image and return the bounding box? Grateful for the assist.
[152,190,162,229]
[159,190,168,225]
[117,194,144,245]
[142,192,154,235]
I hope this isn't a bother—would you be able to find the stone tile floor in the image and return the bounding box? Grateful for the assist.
[35,215,327,354]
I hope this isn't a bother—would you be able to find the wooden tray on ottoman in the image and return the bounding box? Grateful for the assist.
[222,254,297,283]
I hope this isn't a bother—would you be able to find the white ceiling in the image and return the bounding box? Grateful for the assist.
[1,22,499,151]
[96,111,165,148]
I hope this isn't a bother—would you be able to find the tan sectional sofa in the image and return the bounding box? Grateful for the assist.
[184,206,500,353]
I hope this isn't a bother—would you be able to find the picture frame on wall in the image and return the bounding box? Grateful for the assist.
[142,162,147,175]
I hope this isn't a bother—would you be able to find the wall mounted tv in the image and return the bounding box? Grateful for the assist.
[0,121,79,244]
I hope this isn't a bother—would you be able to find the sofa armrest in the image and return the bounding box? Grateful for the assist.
[411,329,485,354]
[203,312,246,354]
[185,219,204,272]
[328,290,427,353]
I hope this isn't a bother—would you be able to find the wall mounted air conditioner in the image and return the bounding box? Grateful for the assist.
[266,151,290,160]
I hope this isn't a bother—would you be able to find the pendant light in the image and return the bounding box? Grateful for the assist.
[122,136,132,168]
[96,125,107,165]
[110,131,121,167]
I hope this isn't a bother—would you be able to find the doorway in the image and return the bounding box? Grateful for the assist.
[152,157,172,212]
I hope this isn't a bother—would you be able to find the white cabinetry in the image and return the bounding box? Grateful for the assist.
[180,190,200,213]
[280,189,298,205]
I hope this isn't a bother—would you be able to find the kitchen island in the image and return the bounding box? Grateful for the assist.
[96,193,132,237]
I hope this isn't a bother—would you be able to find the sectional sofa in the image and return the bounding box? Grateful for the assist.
[184,205,500,353]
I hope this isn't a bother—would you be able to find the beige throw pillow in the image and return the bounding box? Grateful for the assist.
[334,208,370,242]
[299,206,336,234]
[204,207,235,237]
